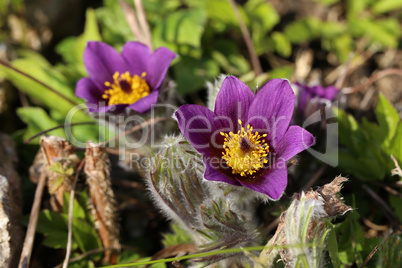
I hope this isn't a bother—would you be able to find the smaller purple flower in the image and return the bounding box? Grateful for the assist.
[175,77,315,200]
[294,82,338,121]
[76,41,176,113]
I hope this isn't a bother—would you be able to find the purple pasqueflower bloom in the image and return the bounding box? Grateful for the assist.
[75,41,176,113]
[294,82,338,120]
[175,76,315,200]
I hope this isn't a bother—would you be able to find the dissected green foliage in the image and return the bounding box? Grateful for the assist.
[337,93,402,181]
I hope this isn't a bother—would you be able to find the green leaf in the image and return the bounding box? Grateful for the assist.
[319,21,347,39]
[42,231,77,250]
[153,8,206,48]
[162,223,193,247]
[336,209,365,266]
[1,50,113,144]
[372,0,402,14]
[373,93,400,149]
[96,3,134,46]
[325,34,353,63]
[65,215,102,254]
[336,108,369,156]
[63,192,87,220]
[267,66,294,79]
[143,0,181,18]
[346,0,373,17]
[270,32,292,57]
[17,107,65,143]
[348,17,399,48]
[390,122,402,166]
[212,39,250,75]
[206,0,248,27]
[173,56,219,94]
[245,0,279,55]
[284,17,321,44]
[0,56,88,121]
[361,93,400,153]
[245,0,279,31]
[25,210,77,250]
[377,17,401,39]
[390,195,402,222]
[327,223,341,268]
[117,250,141,264]
[312,0,340,5]
[338,151,386,181]
[56,8,101,65]
[68,259,96,268]
[336,101,400,180]
[48,176,65,194]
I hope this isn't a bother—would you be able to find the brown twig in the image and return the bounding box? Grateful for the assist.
[228,0,262,76]
[62,159,85,268]
[172,261,185,268]
[0,59,79,107]
[391,155,402,177]
[362,218,389,232]
[325,47,375,85]
[362,184,401,232]
[18,170,47,268]
[55,247,108,268]
[334,52,353,89]
[303,166,327,191]
[18,91,30,107]
[144,243,197,268]
[134,0,153,51]
[55,245,146,268]
[359,245,379,268]
[374,182,402,199]
[118,0,144,42]
[262,217,281,236]
[344,68,402,94]
[24,121,96,143]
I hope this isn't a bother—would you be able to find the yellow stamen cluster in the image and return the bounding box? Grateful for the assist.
[102,71,150,105]
[220,120,269,177]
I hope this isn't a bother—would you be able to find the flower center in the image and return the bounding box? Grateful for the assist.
[220,120,269,177]
[102,71,151,105]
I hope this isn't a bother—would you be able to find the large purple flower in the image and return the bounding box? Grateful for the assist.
[294,82,338,121]
[175,77,315,200]
[76,41,176,113]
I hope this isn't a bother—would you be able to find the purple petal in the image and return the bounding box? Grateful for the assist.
[83,42,128,89]
[248,79,295,146]
[75,79,126,113]
[87,104,116,113]
[175,105,225,157]
[75,77,103,103]
[214,76,254,131]
[237,161,288,200]
[121,42,151,77]
[324,86,338,101]
[294,83,310,114]
[146,47,177,90]
[127,90,159,113]
[274,125,315,161]
[204,156,241,186]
